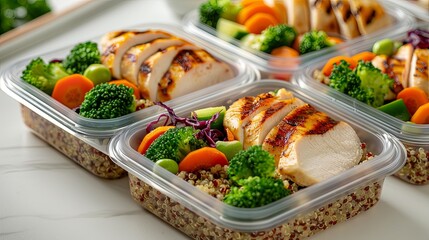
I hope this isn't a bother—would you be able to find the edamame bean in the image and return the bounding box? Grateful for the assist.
[154,159,179,174]
[372,39,394,56]
[83,63,111,85]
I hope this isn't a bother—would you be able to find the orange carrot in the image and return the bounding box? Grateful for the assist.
[51,74,94,109]
[271,46,300,58]
[138,126,175,154]
[321,56,357,77]
[397,87,429,116]
[292,34,303,52]
[240,0,263,7]
[411,102,429,124]
[269,46,301,80]
[226,128,235,141]
[237,2,279,25]
[327,36,344,45]
[108,79,141,99]
[244,13,278,34]
[178,147,229,172]
[351,51,376,63]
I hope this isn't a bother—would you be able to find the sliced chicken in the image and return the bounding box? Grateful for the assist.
[243,97,306,149]
[137,44,200,101]
[309,0,340,34]
[388,43,414,89]
[286,0,310,34]
[371,55,389,73]
[157,50,234,102]
[331,0,360,39]
[263,104,362,186]
[99,31,126,50]
[101,30,171,79]
[409,48,429,95]
[349,0,391,35]
[121,38,186,86]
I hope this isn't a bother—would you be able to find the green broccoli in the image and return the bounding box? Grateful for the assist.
[227,145,276,183]
[241,24,297,54]
[63,41,101,75]
[199,0,241,29]
[21,57,70,95]
[79,83,136,119]
[223,176,290,208]
[145,126,208,163]
[299,30,333,55]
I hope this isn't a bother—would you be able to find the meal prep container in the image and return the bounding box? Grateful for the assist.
[0,23,258,179]
[297,22,429,185]
[183,1,415,81]
[108,80,406,239]
[385,0,429,22]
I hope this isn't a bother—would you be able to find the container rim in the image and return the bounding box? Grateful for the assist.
[384,0,429,22]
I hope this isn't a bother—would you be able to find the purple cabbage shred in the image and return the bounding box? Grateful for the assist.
[405,29,429,49]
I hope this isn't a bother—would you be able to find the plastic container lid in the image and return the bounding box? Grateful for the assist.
[108,80,406,232]
[384,0,429,22]
[0,23,259,154]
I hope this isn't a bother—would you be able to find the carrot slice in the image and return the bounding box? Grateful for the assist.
[271,46,300,58]
[178,147,229,172]
[244,13,278,34]
[321,56,357,77]
[237,2,279,25]
[138,126,175,154]
[240,0,263,7]
[225,128,235,141]
[108,79,141,99]
[411,102,429,124]
[327,36,344,45]
[397,87,429,116]
[351,51,376,63]
[51,74,94,109]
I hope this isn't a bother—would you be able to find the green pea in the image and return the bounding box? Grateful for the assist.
[154,159,179,174]
[83,63,111,85]
[215,140,243,161]
[372,39,394,56]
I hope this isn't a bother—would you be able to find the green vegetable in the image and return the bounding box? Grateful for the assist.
[372,39,394,56]
[223,176,290,208]
[216,18,248,40]
[227,145,275,183]
[193,106,226,130]
[83,64,111,85]
[215,140,243,161]
[199,0,240,29]
[145,126,207,163]
[21,57,70,95]
[377,99,411,121]
[154,159,179,174]
[63,41,101,75]
[299,30,333,55]
[242,24,297,53]
[79,83,136,119]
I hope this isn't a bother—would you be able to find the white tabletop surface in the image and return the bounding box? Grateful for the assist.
[1,1,429,240]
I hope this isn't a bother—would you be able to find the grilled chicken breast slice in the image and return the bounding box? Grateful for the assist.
[121,38,186,86]
[263,104,362,186]
[137,44,200,101]
[409,48,429,95]
[157,50,234,102]
[349,0,391,35]
[331,0,360,39]
[388,43,414,89]
[286,0,310,34]
[310,0,340,34]
[101,30,171,79]
[243,97,306,149]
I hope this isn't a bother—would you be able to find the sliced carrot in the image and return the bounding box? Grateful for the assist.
[237,2,279,25]
[138,126,175,154]
[269,46,301,80]
[292,34,303,52]
[321,56,357,77]
[397,87,429,116]
[327,36,345,45]
[411,102,429,124]
[108,79,141,99]
[240,0,263,7]
[271,46,300,58]
[51,74,94,109]
[225,128,235,141]
[244,13,278,34]
[351,51,376,63]
[178,147,229,172]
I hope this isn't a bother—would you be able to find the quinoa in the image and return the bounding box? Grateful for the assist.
[395,146,429,185]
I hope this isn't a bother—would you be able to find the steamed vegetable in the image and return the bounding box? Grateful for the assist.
[51,74,94,109]
[299,30,333,55]
[63,41,101,75]
[377,99,410,121]
[396,87,429,116]
[199,0,241,29]
[138,126,175,154]
[108,79,141,100]
[83,63,111,85]
[411,103,429,124]
[321,56,357,77]
[178,147,229,172]
[241,24,297,53]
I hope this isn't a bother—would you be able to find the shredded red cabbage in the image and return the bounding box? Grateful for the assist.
[145,102,225,147]
[405,29,429,49]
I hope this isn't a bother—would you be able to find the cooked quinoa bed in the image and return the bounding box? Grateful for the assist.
[395,146,429,185]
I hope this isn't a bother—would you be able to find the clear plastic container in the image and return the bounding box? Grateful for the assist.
[385,0,429,22]
[183,1,415,81]
[0,23,258,179]
[108,80,405,239]
[297,22,429,185]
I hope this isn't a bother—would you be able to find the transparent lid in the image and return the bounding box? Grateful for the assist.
[108,80,405,232]
[385,0,429,22]
[183,1,415,74]
[297,22,429,146]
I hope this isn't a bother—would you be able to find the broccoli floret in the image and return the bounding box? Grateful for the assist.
[259,24,297,53]
[355,60,394,107]
[145,126,207,163]
[299,30,333,55]
[223,176,290,208]
[21,57,69,95]
[329,60,375,106]
[227,145,276,183]
[79,83,136,119]
[199,0,241,28]
[63,41,101,75]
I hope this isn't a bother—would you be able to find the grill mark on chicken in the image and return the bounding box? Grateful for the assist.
[283,104,338,134]
[125,53,137,63]
[366,9,376,25]
[415,59,428,78]
[264,121,297,149]
[139,62,152,75]
[244,101,289,129]
[103,44,117,56]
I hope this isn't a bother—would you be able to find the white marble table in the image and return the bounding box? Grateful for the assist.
[1,1,428,239]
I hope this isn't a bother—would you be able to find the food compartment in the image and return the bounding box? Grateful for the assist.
[183,0,414,80]
[108,80,405,238]
[395,142,429,184]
